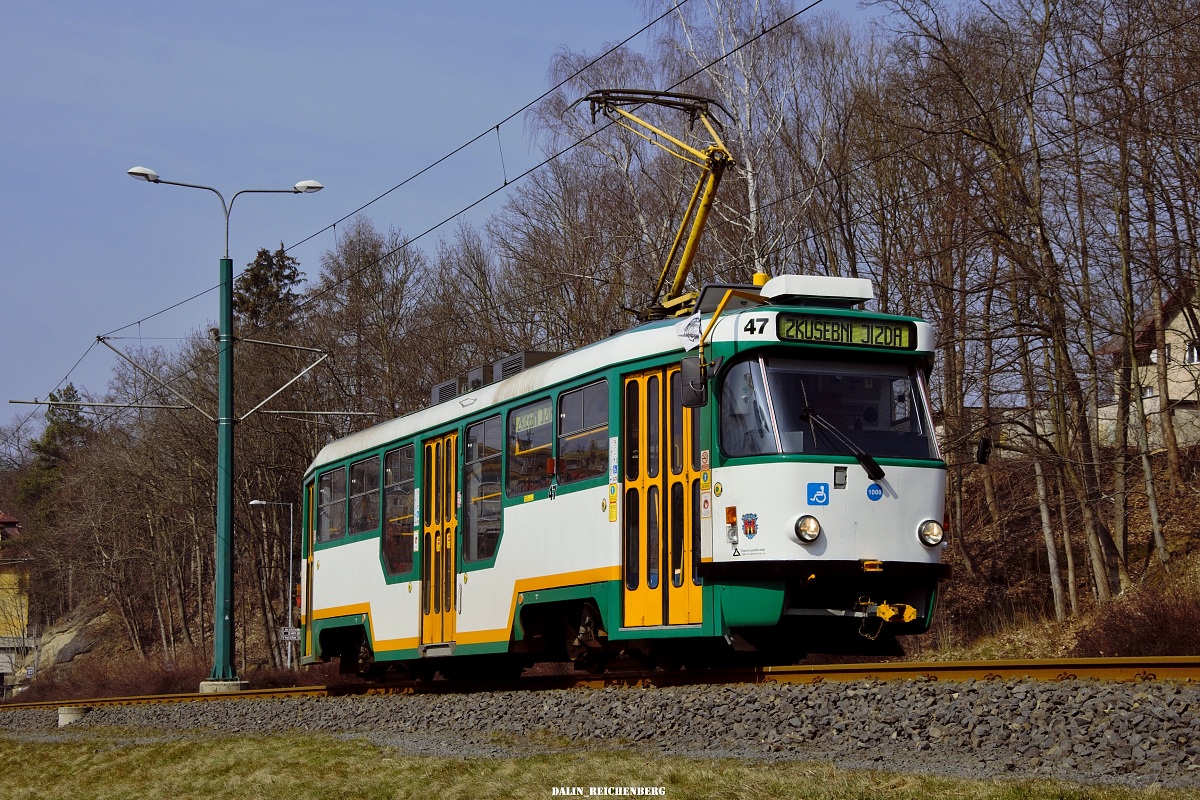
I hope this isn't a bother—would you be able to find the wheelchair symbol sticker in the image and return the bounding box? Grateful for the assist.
[807,483,829,506]
[867,483,884,501]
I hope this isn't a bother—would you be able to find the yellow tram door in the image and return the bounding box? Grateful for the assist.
[303,482,316,660]
[420,432,459,649]
[622,367,703,627]
[666,366,704,624]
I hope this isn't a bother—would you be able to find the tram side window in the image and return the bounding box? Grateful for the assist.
[317,468,346,544]
[383,446,415,575]
[558,380,608,484]
[624,381,640,481]
[719,359,778,457]
[507,398,553,495]
[464,416,502,562]
[349,456,381,535]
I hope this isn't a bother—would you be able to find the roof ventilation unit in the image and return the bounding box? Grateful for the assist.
[492,351,560,382]
[431,378,459,406]
[465,364,493,392]
[694,283,761,313]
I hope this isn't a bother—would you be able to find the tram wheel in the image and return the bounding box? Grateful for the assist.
[572,654,607,674]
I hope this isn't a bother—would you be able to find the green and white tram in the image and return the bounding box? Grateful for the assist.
[299,273,948,675]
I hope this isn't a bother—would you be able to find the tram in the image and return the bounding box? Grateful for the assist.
[298,273,948,674]
[298,91,948,675]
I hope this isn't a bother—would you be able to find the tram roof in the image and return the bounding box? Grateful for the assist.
[306,318,684,474]
[305,293,933,475]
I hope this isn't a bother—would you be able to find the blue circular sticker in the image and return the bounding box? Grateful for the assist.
[866,483,884,501]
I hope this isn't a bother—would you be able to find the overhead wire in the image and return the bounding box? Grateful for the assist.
[72,0,1169,415]
[732,6,1200,254]
[461,1,1200,309]
[283,0,698,254]
[292,0,833,318]
[310,0,1196,325]
[28,0,1194,437]
[507,3,1200,313]
[100,285,230,340]
[1,338,100,471]
[20,2,705,434]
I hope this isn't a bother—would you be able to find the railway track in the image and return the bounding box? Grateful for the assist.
[2,655,1197,712]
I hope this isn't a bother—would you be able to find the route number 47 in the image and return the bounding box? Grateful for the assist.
[743,318,768,335]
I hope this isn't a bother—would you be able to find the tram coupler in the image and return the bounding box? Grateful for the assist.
[853,597,918,639]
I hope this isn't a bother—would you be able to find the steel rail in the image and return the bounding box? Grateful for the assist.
[0,685,330,711]
[562,655,1200,690]
[2,656,1197,712]
[757,655,1200,685]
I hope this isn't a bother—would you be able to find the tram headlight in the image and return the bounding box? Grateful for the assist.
[795,515,822,544]
[917,519,945,547]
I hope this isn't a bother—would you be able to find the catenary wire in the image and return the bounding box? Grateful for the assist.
[31,0,1190,444]
[21,3,707,435]
[95,1,697,343]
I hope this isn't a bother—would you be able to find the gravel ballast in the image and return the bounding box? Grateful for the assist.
[2,678,1197,788]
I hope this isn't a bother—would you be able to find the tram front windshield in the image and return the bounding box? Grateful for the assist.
[720,356,938,460]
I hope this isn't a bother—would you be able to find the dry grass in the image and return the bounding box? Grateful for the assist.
[0,731,1192,800]
[912,615,1079,663]
[10,654,357,704]
[912,548,1200,663]
[1070,555,1200,657]
[11,652,210,702]
[917,447,1200,663]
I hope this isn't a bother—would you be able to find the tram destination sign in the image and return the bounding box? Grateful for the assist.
[776,313,916,350]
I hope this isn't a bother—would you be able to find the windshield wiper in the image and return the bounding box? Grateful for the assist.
[800,407,886,481]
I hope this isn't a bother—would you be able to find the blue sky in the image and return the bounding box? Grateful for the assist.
[1,1,647,433]
[1,1,868,436]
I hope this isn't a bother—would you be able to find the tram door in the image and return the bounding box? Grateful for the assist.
[622,367,704,627]
[421,432,459,647]
[303,482,316,660]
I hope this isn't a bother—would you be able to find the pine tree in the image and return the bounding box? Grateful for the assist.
[233,243,302,331]
[15,384,90,524]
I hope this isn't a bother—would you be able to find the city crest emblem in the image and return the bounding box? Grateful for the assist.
[741,512,759,540]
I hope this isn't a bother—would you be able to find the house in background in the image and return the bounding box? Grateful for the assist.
[0,512,33,697]
[1096,293,1200,450]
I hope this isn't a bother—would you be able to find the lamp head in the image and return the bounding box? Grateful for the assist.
[293,180,323,194]
[249,500,266,506]
[127,166,160,183]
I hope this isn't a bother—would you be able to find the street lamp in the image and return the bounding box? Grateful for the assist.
[249,499,296,670]
[129,166,321,691]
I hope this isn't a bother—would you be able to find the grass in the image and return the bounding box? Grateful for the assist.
[913,550,1200,663]
[0,730,1192,800]
[1069,563,1200,657]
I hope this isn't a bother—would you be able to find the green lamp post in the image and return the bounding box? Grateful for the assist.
[127,166,322,689]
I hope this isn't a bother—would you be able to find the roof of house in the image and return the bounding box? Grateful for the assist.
[1095,289,1194,356]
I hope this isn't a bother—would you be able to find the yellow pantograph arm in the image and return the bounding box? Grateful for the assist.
[575,89,735,316]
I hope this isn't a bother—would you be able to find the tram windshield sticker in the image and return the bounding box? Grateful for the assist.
[776,313,916,350]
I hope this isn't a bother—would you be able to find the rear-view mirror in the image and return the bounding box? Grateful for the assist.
[681,355,707,408]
